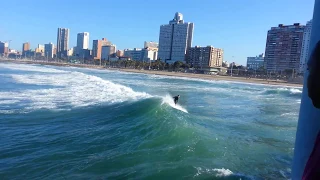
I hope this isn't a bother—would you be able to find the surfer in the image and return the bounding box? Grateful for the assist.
[173,95,180,105]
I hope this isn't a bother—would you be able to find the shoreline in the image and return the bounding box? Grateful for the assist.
[0,59,303,88]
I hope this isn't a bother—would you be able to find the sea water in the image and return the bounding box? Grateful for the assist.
[0,63,301,179]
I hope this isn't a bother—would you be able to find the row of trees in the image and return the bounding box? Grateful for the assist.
[90,59,192,71]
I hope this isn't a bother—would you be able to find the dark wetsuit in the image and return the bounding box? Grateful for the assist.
[173,96,179,105]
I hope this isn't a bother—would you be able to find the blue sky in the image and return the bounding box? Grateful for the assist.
[0,0,314,65]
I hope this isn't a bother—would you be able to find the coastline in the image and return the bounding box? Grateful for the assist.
[0,59,302,88]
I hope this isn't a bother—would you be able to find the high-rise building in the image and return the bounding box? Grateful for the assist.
[299,20,312,73]
[158,12,194,64]
[92,38,110,60]
[0,41,8,56]
[186,46,224,69]
[56,28,69,58]
[22,42,30,54]
[44,42,54,59]
[264,23,305,72]
[77,32,90,56]
[247,54,265,70]
[144,41,158,49]
[101,45,116,60]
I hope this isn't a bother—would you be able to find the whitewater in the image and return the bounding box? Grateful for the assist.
[0,63,301,179]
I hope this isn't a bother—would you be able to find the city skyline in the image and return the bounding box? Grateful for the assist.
[0,0,314,65]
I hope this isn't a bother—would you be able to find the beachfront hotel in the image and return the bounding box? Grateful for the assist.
[186,46,224,73]
[264,23,305,73]
[158,12,194,64]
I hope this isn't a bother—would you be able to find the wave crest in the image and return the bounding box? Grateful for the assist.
[0,66,151,113]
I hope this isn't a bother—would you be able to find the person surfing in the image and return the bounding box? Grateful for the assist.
[173,95,180,105]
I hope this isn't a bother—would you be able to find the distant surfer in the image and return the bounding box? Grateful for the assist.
[173,95,180,105]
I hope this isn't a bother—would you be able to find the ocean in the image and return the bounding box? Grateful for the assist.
[0,62,301,179]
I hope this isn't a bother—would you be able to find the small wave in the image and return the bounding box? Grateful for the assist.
[194,167,253,179]
[280,112,298,117]
[289,88,302,94]
[0,110,16,114]
[262,87,302,97]
[213,168,233,177]
[0,100,20,105]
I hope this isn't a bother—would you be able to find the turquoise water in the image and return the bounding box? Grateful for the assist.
[0,63,301,179]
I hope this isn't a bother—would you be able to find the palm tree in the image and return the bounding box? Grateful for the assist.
[173,61,184,71]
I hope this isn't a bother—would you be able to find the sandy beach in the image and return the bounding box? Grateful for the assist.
[0,59,303,87]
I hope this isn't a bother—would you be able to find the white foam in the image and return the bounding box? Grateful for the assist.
[289,88,302,94]
[276,87,302,94]
[194,167,234,178]
[281,112,298,117]
[0,63,66,73]
[161,94,188,113]
[213,168,233,177]
[0,65,151,113]
[0,100,20,105]
[0,110,16,114]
